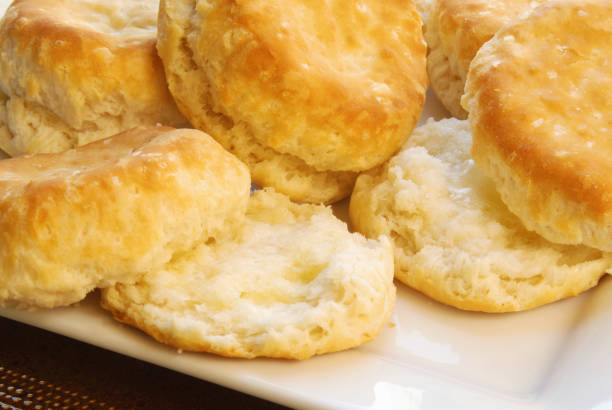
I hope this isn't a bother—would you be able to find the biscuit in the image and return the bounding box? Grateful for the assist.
[202,112,358,204]
[101,189,395,359]
[424,0,546,118]
[463,0,612,252]
[0,0,186,156]
[157,0,427,203]
[0,126,250,309]
[349,119,612,312]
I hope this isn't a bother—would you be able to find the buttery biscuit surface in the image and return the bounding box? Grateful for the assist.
[0,126,250,309]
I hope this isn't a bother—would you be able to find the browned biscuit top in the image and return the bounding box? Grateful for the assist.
[159,0,428,172]
[465,1,612,216]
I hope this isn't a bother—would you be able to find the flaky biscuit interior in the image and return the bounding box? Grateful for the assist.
[102,189,395,359]
[350,119,612,312]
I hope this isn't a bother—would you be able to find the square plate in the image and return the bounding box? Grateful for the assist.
[2,272,612,409]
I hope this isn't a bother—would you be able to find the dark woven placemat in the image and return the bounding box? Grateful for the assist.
[0,365,106,409]
[0,317,287,409]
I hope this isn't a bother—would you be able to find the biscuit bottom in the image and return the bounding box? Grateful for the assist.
[101,189,395,359]
[350,119,612,312]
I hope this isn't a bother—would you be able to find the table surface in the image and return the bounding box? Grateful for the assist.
[0,317,287,409]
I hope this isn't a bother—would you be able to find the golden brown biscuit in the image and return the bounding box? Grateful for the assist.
[157,0,427,202]
[201,113,358,204]
[350,119,612,312]
[424,0,546,118]
[101,189,395,359]
[0,0,186,156]
[463,0,612,252]
[0,126,250,309]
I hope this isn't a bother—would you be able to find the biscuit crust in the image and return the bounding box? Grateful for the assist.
[191,102,358,204]
[0,126,250,309]
[464,0,612,251]
[424,0,546,118]
[0,0,186,155]
[157,0,427,174]
[350,119,612,312]
[101,189,395,359]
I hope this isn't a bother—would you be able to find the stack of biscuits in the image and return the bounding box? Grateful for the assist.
[0,0,610,360]
[0,0,422,359]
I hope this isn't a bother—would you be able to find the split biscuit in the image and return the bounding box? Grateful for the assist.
[0,0,186,156]
[463,0,612,252]
[424,0,546,118]
[101,189,395,359]
[0,126,250,309]
[350,119,612,312]
[157,0,427,203]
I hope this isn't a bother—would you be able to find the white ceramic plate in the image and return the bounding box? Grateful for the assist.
[2,275,612,410]
[2,90,612,410]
